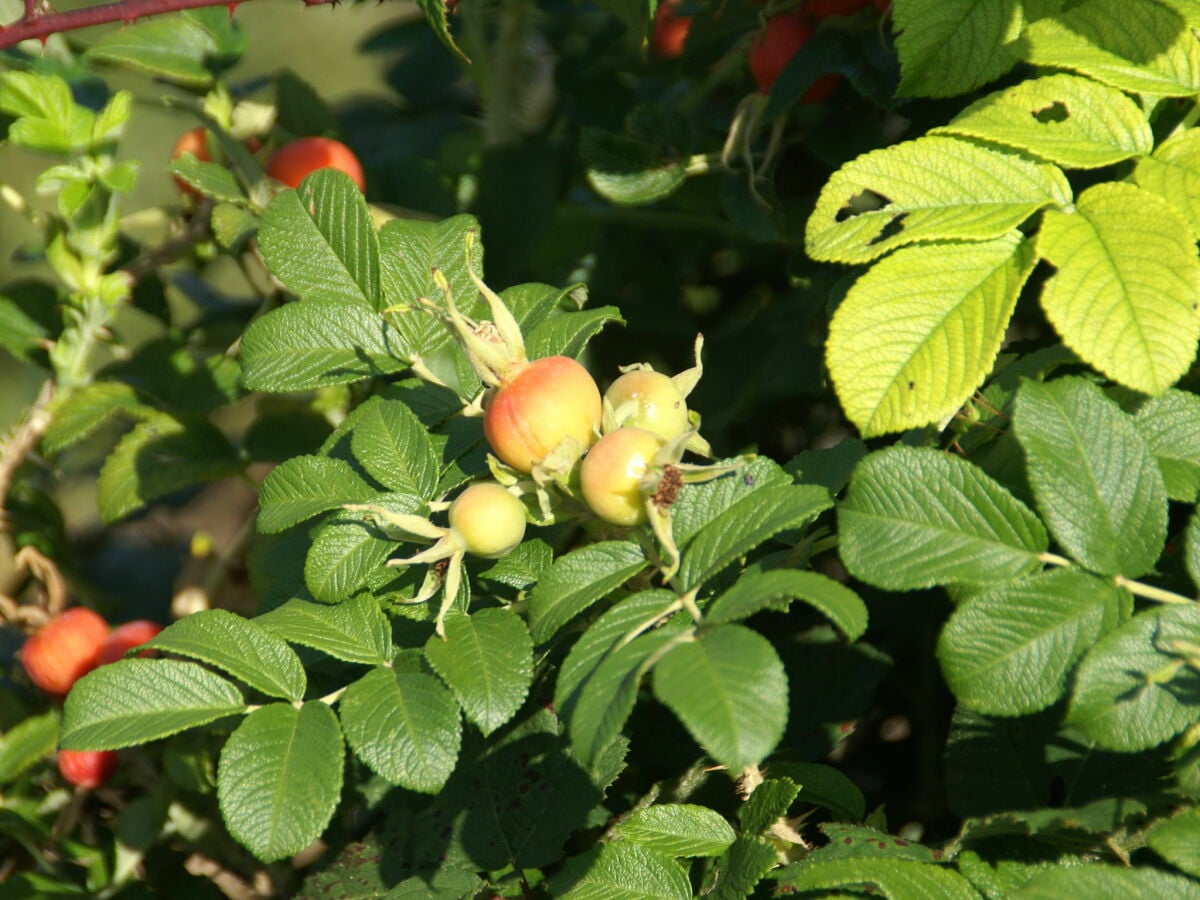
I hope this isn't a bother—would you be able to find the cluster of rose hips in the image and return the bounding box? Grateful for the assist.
[20,609,161,788]
[170,128,364,196]
[654,0,887,99]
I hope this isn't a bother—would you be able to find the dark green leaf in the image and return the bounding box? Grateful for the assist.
[339,667,461,793]
[305,494,421,603]
[529,541,648,643]
[1147,806,1200,877]
[653,624,788,771]
[84,9,245,87]
[146,610,306,701]
[41,381,152,454]
[550,842,692,899]
[167,154,244,202]
[708,837,778,900]
[258,169,381,308]
[705,569,868,641]
[217,702,343,862]
[61,660,244,750]
[524,306,625,361]
[1015,377,1166,576]
[1014,865,1200,898]
[614,804,736,857]
[767,762,865,822]
[349,397,440,498]
[255,594,392,665]
[424,608,533,736]
[839,446,1048,590]
[739,777,799,834]
[0,711,58,784]
[1134,388,1200,502]
[257,455,376,534]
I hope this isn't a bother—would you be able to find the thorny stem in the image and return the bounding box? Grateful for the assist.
[0,0,336,50]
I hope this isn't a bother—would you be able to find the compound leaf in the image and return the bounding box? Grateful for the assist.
[255,594,392,665]
[705,569,868,641]
[529,541,648,643]
[615,804,736,858]
[349,397,440,499]
[257,455,376,534]
[894,0,1023,98]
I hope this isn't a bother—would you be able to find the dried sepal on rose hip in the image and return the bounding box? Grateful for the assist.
[603,334,712,456]
[345,482,528,637]
[412,231,602,480]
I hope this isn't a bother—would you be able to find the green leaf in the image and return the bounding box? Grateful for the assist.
[1133,389,1200,502]
[0,282,56,366]
[677,484,830,591]
[84,9,243,87]
[240,300,411,392]
[551,843,692,900]
[529,541,648,643]
[339,667,461,793]
[258,170,381,309]
[653,624,788,771]
[42,382,153,454]
[0,72,93,154]
[555,590,678,719]
[217,702,343,863]
[615,804,736,857]
[581,116,690,207]
[1014,377,1167,577]
[826,234,1034,437]
[349,397,440,499]
[1067,604,1200,751]
[0,711,58,784]
[61,659,244,750]
[96,412,242,524]
[739,778,799,834]
[893,0,1022,98]
[414,0,469,61]
[1135,128,1200,239]
[211,201,258,250]
[257,456,376,534]
[776,857,978,899]
[934,74,1153,169]
[423,608,533,736]
[255,594,392,665]
[477,538,554,589]
[1148,806,1200,877]
[167,154,245,202]
[1187,508,1200,593]
[378,214,481,356]
[305,495,421,603]
[705,569,868,641]
[839,446,1048,590]
[145,610,306,702]
[1018,0,1200,97]
[1013,864,1200,899]
[524,305,625,361]
[1036,183,1200,395]
[786,438,867,497]
[806,136,1070,264]
[938,568,1123,716]
[708,837,778,900]
[671,457,794,548]
[566,625,686,766]
[810,824,938,863]
[767,762,866,822]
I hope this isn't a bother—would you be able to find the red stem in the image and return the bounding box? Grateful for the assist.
[0,0,334,49]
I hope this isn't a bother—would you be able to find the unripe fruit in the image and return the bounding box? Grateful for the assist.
[57,749,118,789]
[651,0,692,59]
[580,427,665,526]
[448,483,527,558]
[606,370,690,442]
[749,13,839,101]
[21,607,109,696]
[265,137,366,191]
[170,126,211,196]
[484,356,603,473]
[97,620,163,666]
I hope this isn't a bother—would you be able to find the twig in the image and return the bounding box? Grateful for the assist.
[120,199,215,283]
[0,380,54,522]
[0,0,336,50]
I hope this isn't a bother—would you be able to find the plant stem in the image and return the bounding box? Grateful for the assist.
[1113,574,1194,606]
[0,0,335,49]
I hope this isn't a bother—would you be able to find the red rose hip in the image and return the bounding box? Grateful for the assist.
[21,607,109,696]
[749,13,839,100]
[97,619,163,666]
[265,136,366,191]
[483,356,602,473]
[58,749,118,789]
